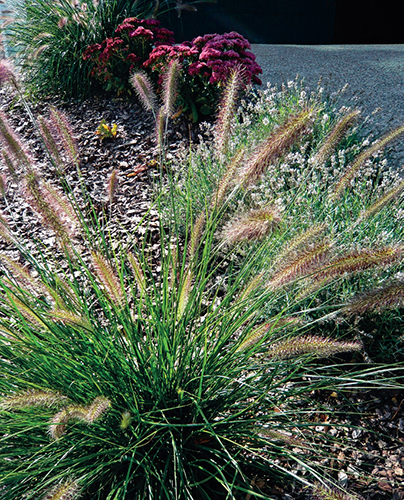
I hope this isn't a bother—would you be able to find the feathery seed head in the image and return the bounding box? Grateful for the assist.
[267,335,362,360]
[312,483,358,500]
[214,65,246,157]
[49,406,88,440]
[128,252,146,294]
[220,206,282,245]
[131,71,157,112]
[22,173,75,247]
[237,316,302,351]
[268,239,332,290]
[1,254,47,294]
[312,245,404,283]
[356,177,404,222]
[120,410,132,430]
[274,224,327,270]
[177,268,192,320]
[41,480,80,500]
[38,115,63,166]
[162,59,181,118]
[107,168,119,203]
[312,109,360,166]
[0,209,12,243]
[0,59,19,89]
[86,396,111,423]
[49,107,80,166]
[50,309,93,330]
[1,149,19,180]
[0,110,33,167]
[211,148,245,210]
[238,271,265,303]
[238,106,315,187]
[342,279,404,316]
[0,173,7,196]
[91,252,125,306]
[188,211,206,261]
[331,124,404,200]
[257,426,306,448]
[1,389,68,410]
[155,108,165,151]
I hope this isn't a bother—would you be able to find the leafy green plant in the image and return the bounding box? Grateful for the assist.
[0,68,403,500]
[96,118,118,140]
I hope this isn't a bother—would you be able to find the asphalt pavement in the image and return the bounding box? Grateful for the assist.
[252,44,404,167]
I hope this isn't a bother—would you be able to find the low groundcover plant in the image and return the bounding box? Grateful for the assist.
[0,65,403,500]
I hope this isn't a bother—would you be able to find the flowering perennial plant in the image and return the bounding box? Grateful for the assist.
[83,17,175,94]
[144,31,263,120]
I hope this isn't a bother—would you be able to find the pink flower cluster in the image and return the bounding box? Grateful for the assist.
[83,17,175,92]
[144,31,262,86]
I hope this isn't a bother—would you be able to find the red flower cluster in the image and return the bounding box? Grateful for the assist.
[143,31,262,120]
[144,31,262,87]
[82,17,175,93]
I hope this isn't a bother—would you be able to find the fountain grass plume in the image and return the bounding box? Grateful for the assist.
[267,335,362,361]
[356,177,404,222]
[342,279,404,315]
[236,316,302,351]
[22,172,77,248]
[0,59,19,90]
[41,480,81,500]
[311,483,359,500]
[238,106,315,187]
[0,110,33,170]
[330,124,404,200]
[313,109,360,166]
[130,70,157,116]
[90,251,125,307]
[0,389,68,410]
[106,168,119,204]
[1,149,19,180]
[127,251,146,295]
[268,239,332,290]
[214,65,245,157]
[38,115,65,170]
[311,245,404,282]
[162,59,181,118]
[0,254,46,294]
[220,206,282,245]
[49,107,80,167]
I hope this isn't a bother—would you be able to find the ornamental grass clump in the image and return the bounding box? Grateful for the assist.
[1,74,404,499]
[2,0,177,97]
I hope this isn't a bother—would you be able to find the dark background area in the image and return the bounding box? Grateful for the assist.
[161,0,403,44]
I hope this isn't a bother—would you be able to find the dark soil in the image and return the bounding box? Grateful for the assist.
[0,88,403,500]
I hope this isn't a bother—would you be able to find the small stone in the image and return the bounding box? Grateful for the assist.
[338,471,348,487]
